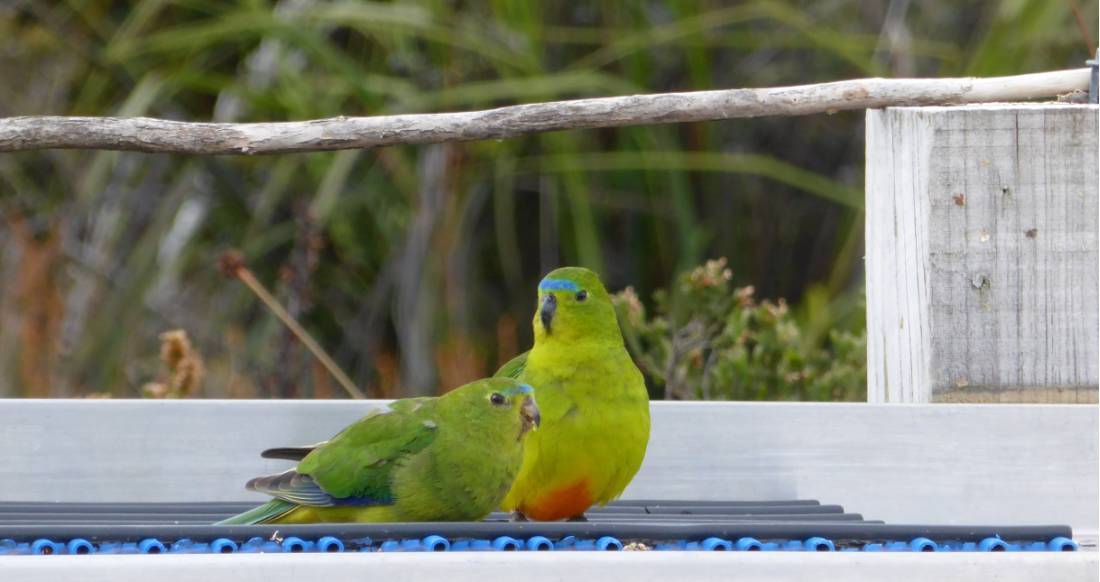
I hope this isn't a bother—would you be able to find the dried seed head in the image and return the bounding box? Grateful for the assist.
[688,257,732,289]
[734,285,756,308]
[613,286,645,326]
[218,250,246,278]
[159,330,191,371]
[146,330,205,398]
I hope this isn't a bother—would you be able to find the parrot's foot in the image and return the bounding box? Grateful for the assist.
[566,513,588,522]
[509,511,529,522]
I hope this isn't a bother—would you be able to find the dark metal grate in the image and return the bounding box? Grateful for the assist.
[0,500,1076,553]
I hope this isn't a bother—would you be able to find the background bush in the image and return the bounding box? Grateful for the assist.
[615,258,866,401]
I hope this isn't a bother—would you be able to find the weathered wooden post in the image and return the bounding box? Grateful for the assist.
[866,104,1098,403]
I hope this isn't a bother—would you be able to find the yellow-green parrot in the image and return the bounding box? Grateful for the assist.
[217,378,540,524]
[496,267,650,521]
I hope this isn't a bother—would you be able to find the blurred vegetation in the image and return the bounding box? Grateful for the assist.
[140,329,205,399]
[615,258,866,401]
[0,1,1094,399]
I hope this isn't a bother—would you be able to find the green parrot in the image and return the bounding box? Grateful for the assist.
[217,378,540,524]
[497,267,650,521]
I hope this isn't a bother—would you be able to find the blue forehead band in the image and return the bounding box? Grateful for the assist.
[504,384,535,396]
[539,278,580,293]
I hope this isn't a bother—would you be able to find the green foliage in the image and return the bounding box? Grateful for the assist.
[615,259,866,401]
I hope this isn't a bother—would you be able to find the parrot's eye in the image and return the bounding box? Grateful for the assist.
[575,290,588,302]
[490,393,506,406]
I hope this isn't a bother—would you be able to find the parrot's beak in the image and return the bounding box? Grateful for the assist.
[539,294,556,334]
[520,395,540,433]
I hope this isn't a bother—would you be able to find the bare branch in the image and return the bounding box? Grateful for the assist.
[0,69,1090,155]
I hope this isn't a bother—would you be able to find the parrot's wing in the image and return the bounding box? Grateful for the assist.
[387,396,433,413]
[494,351,529,379]
[252,401,439,506]
[257,398,433,462]
[246,470,342,506]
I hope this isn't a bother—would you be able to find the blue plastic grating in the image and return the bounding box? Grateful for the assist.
[0,500,1077,554]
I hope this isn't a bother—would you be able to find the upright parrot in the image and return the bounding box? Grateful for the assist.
[496,267,650,521]
[217,378,540,524]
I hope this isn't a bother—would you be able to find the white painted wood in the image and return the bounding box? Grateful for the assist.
[866,104,1099,403]
[1,552,1097,582]
[0,69,1089,154]
[0,400,1095,535]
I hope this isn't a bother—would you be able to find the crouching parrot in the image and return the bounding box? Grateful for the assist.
[497,267,650,521]
[217,378,540,524]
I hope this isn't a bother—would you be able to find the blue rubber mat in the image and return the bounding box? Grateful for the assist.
[0,500,1076,554]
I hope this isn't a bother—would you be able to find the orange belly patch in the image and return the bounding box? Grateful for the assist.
[522,479,593,521]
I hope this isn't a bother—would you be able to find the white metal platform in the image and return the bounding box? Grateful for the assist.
[2,550,1097,582]
[1,399,1095,579]
[1,400,1095,531]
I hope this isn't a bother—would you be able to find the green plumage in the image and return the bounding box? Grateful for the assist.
[495,352,527,379]
[218,378,539,524]
[219,499,297,525]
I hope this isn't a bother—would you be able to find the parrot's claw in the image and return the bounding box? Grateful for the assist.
[566,513,588,522]
[510,511,529,522]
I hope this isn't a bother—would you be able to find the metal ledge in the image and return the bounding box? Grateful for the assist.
[2,552,1097,582]
[1,400,1095,536]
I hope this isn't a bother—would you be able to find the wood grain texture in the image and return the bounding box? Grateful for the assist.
[866,104,1099,403]
[0,400,1094,533]
[0,69,1089,154]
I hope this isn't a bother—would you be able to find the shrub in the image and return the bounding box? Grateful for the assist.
[614,259,865,401]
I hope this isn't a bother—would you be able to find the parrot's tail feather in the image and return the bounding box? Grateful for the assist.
[260,446,316,461]
[215,499,297,525]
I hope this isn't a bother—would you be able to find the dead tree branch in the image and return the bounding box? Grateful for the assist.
[0,69,1090,155]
